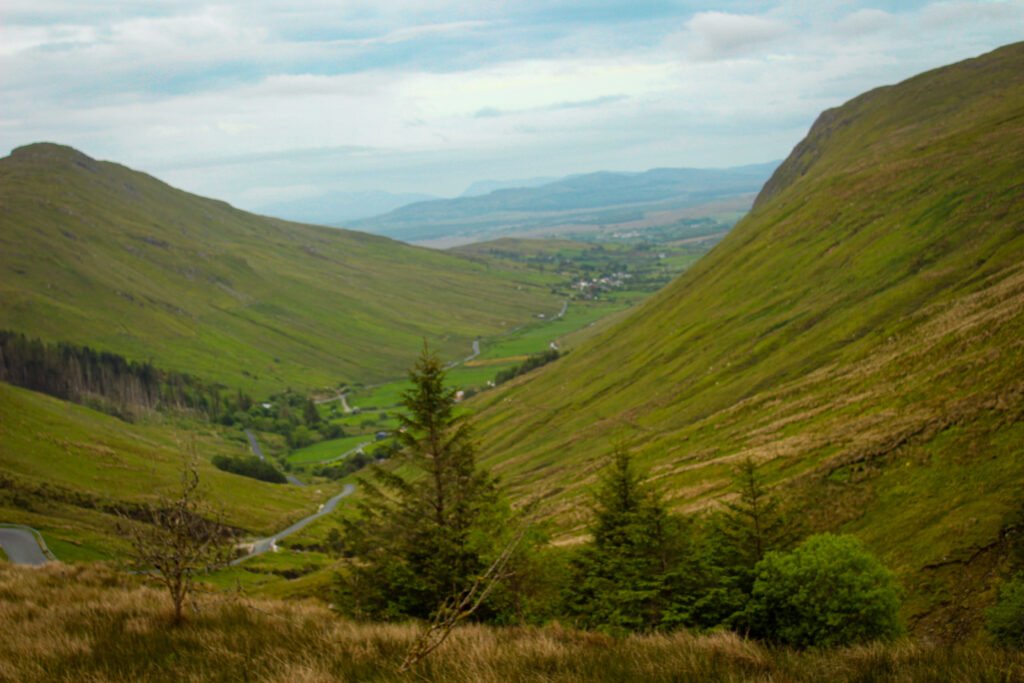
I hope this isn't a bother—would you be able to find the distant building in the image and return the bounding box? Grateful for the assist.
[375,431,389,441]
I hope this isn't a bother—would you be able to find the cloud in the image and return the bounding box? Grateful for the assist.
[920,0,1024,28]
[2,1,1022,204]
[835,8,893,36]
[474,94,629,118]
[678,11,790,60]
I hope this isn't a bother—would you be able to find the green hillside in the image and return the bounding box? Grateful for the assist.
[0,145,560,394]
[470,43,1024,636]
[0,382,337,561]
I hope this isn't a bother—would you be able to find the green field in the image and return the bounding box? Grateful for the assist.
[476,296,641,361]
[288,434,377,465]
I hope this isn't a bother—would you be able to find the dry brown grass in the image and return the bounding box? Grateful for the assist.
[2,564,1023,682]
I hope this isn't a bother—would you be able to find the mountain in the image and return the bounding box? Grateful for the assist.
[0,144,559,393]
[470,43,1024,636]
[256,189,437,224]
[460,176,558,197]
[349,162,778,244]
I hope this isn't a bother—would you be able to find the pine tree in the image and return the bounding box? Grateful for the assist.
[303,398,321,425]
[337,344,503,620]
[718,458,796,575]
[686,457,799,631]
[563,447,689,633]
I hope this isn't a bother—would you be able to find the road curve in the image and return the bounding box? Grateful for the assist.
[231,483,356,564]
[0,526,52,566]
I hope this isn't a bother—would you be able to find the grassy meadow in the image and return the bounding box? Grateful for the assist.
[1,563,1022,683]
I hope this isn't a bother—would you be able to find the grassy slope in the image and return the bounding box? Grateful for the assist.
[0,145,559,394]
[471,43,1024,636]
[0,382,340,558]
[4,563,1022,683]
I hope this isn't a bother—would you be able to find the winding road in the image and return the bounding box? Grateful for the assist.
[231,483,356,564]
[0,526,53,565]
[315,391,354,414]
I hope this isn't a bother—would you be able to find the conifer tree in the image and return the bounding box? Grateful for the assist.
[337,344,502,620]
[684,457,799,630]
[303,398,321,425]
[718,458,797,578]
[563,447,689,633]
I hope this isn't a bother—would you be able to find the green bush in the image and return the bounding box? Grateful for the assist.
[211,455,287,484]
[987,574,1024,647]
[746,533,902,648]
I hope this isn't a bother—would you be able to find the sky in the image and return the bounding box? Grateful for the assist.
[1,1,1022,210]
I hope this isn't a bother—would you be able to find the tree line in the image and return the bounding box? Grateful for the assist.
[0,330,252,421]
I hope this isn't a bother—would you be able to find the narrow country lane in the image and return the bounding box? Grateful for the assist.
[231,483,356,564]
[244,428,266,461]
[0,526,52,565]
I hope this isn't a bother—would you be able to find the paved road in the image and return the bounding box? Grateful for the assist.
[0,526,51,566]
[232,483,356,564]
[446,339,482,369]
[556,300,569,319]
[244,429,265,461]
[315,391,354,414]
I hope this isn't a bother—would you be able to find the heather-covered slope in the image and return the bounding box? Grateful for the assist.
[471,43,1024,636]
[0,145,559,393]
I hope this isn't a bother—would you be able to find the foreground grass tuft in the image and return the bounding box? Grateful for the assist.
[1,564,1022,682]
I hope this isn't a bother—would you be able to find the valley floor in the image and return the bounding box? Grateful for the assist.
[1,563,1021,683]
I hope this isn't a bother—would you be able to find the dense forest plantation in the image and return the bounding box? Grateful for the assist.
[0,330,250,421]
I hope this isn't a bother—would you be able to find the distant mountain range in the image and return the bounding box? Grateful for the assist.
[256,189,437,225]
[459,176,559,197]
[348,163,779,244]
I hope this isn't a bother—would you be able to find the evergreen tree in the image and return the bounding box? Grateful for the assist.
[719,458,795,572]
[337,344,503,620]
[684,457,799,630]
[303,398,321,425]
[563,447,690,633]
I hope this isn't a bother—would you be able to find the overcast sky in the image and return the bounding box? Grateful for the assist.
[2,1,1021,209]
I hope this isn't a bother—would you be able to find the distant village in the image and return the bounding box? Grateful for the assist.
[570,271,632,299]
